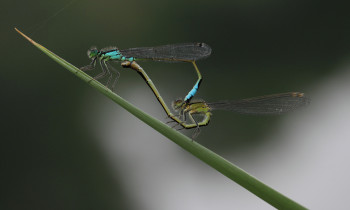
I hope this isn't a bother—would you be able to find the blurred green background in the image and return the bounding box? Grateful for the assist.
[3,0,350,209]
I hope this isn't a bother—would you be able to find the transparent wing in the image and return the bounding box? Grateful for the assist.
[119,43,211,62]
[208,92,310,115]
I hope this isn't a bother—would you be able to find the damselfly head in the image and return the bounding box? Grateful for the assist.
[87,47,99,59]
[172,99,184,111]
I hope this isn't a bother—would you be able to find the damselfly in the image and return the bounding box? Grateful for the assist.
[170,92,310,138]
[81,43,211,103]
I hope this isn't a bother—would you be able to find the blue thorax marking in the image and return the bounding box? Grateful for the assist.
[103,50,135,62]
[104,50,122,60]
[184,80,201,102]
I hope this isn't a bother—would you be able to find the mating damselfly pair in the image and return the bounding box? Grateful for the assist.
[81,43,310,138]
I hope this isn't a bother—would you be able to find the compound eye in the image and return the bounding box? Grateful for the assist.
[172,99,184,110]
[87,47,99,58]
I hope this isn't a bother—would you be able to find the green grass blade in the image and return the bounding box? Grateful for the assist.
[15,28,307,209]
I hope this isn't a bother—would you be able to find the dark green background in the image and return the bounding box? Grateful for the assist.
[2,0,349,209]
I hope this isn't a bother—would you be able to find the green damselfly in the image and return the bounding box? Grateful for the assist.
[170,92,310,138]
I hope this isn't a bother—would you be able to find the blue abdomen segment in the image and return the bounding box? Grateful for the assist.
[121,56,135,62]
[184,80,201,102]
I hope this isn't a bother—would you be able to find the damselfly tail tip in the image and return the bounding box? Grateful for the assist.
[121,61,132,68]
